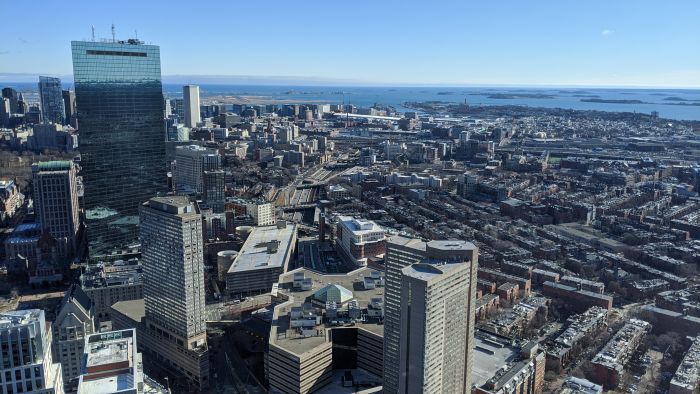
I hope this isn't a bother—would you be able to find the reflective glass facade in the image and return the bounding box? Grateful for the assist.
[71,40,167,256]
[38,76,65,124]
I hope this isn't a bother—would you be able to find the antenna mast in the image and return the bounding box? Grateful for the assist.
[91,26,95,41]
[111,24,116,42]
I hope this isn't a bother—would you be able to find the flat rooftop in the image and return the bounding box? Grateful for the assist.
[270,267,385,356]
[472,331,521,388]
[228,223,296,274]
[80,329,138,394]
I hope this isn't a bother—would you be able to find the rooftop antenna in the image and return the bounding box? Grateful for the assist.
[135,30,138,40]
[91,26,95,42]
[111,23,116,42]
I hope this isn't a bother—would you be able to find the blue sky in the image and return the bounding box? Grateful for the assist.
[1,0,699,87]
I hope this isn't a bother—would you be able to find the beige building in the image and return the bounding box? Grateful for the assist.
[383,237,479,394]
[267,267,385,394]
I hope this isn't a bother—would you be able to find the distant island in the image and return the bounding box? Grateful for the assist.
[663,96,700,102]
[581,98,647,104]
[437,91,455,95]
[484,93,556,99]
[665,102,700,106]
[572,94,600,98]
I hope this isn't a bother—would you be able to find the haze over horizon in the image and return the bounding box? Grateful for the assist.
[1,0,699,88]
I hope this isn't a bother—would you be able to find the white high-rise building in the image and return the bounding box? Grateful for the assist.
[0,310,64,394]
[53,285,95,393]
[140,196,207,346]
[245,202,275,226]
[32,160,81,259]
[382,237,478,394]
[183,85,200,128]
[398,262,472,394]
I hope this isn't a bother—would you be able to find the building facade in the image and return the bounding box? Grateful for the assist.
[52,285,95,393]
[71,39,167,255]
[79,257,144,320]
[173,145,219,194]
[32,161,81,261]
[183,85,200,128]
[335,216,385,266]
[383,237,479,394]
[398,262,472,393]
[0,310,64,394]
[38,76,65,125]
[138,196,209,389]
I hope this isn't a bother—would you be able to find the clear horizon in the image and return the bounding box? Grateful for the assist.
[1,0,699,88]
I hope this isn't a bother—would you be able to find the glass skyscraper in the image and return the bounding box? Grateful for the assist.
[38,76,66,124]
[71,39,167,256]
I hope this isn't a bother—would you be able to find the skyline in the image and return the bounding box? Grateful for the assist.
[1,0,699,88]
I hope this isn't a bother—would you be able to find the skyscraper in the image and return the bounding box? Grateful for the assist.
[32,161,81,260]
[38,76,66,125]
[71,39,167,255]
[140,196,206,343]
[183,85,200,128]
[383,237,478,394]
[61,90,77,128]
[1,87,19,114]
[398,262,472,394]
[136,196,209,388]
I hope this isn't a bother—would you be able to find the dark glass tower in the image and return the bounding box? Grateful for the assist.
[71,39,167,256]
[38,76,65,124]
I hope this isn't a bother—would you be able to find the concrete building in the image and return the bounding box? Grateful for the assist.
[0,310,64,394]
[267,267,384,394]
[246,202,276,226]
[542,281,613,312]
[135,196,209,389]
[226,222,297,296]
[335,216,385,266]
[183,85,200,128]
[591,319,650,388]
[669,335,700,394]
[560,377,603,394]
[383,237,479,394]
[0,179,23,224]
[79,257,143,320]
[173,145,219,194]
[77,329,168,394]
[398,261,473,394]
[472,331,545,394]
[32,161,81,260]
[53,285,95,393]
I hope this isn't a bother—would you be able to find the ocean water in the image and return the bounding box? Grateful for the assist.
[162,85,700,121]
[6,82,700,120]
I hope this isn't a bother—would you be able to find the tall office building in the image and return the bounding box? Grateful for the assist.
[0,310,65,394]
[120,196,209,388]
[183,85,200,128]
[32,161,81,260]
[399,262,472,393]
[71,39,167,255]
[383,237,478,394]
[140,196,206,343]
[61,90,77,128]
[1,87,19,114]
[173,145,220,194]
[53,285,95,393]
[202,169,225,213]
[38,76,66,125]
